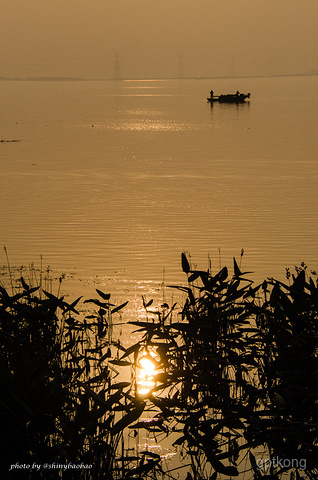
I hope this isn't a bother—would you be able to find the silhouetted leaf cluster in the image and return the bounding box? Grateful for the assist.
[0,281,145,479]
[121,255,318,480]
[2,255,318,480]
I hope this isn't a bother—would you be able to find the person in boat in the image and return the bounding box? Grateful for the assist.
[235,90,240,98]
[210,90,214,98]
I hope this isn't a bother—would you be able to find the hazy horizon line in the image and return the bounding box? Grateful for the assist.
[1,71,318,83]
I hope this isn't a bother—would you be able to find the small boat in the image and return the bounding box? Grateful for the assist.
[207,91,250,104]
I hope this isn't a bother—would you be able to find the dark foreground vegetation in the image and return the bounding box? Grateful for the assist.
[1,253,318,479]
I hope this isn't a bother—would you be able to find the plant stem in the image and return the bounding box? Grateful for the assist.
[3,246,14,294]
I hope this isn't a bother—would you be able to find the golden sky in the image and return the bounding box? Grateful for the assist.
[1,0,318,79]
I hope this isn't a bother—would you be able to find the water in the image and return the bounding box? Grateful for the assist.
[1,75,317,478]
[1,76,318,302]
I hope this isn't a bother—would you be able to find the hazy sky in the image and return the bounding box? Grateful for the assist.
[1,0,318,79]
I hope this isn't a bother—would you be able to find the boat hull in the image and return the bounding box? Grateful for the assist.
[207,93,250,104]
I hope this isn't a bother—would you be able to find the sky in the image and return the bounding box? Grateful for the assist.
[1,0,318,79]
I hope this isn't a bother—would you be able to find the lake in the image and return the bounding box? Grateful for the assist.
[1,75,318,479]
[1,75,318,305]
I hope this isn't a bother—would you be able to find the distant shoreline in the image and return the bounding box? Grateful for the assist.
[0,72,317,82]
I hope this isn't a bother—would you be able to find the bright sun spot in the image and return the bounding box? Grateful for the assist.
[137,355,157,395]
[139,357,156,374]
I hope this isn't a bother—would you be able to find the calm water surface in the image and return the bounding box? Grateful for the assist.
[1,76,318,478]
[1,76,318,300]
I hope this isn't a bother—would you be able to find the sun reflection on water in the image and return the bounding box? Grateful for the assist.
[137,354,158,395]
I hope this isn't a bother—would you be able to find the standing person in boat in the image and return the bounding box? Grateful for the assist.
[210,90,214,98]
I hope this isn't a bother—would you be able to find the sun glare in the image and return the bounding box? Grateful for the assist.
[137,355,157,395]
[139,356,156,374]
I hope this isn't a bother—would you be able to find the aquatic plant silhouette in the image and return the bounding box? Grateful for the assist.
[249,267,318,479]
[0,276,139,479]
[1,253,318,479]
[119,254,318,479]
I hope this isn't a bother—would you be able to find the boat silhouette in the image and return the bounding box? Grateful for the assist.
[207,90,250,103]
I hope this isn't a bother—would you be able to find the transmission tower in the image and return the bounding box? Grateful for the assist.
[178,53,184,79]
[230,55,237,78]
[113,53,121,80]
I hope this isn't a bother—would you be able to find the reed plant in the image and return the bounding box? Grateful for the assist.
[1,252,318,479]
[118,254,318,480]
[0,271,140,479]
